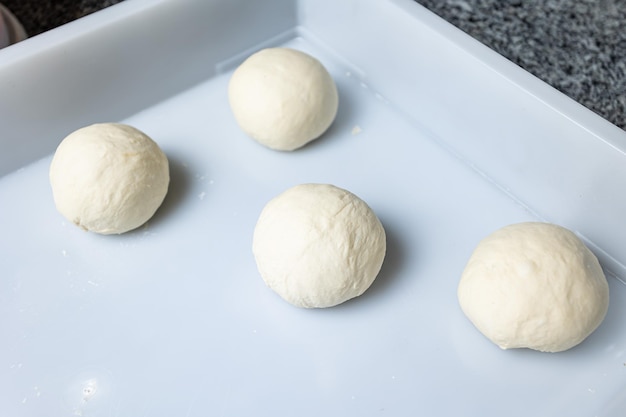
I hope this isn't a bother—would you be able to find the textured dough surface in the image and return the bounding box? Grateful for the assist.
[252,184,386,308]
[458,222,609,352]
[49,123,170,234]
[228,47,339,151]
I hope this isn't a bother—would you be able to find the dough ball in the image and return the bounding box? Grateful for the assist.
[252,184,386,308]
[458,222,609,352]
[49,123,170,234]
[228,47,339,151]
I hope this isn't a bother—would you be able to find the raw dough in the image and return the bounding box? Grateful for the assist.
[458,222,609,352]
[228,47,339,151]
[252,184,386,308]
[49,123,170,234]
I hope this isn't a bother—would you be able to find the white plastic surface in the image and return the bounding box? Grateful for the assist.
[1,1,625,416]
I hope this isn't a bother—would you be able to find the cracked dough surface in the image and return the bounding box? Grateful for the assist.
[458,222,609,352]
[49,123,169,235]
[252,183,386,308]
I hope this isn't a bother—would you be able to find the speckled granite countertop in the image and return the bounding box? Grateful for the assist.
[418,0,625,131]
[2,0,624,130]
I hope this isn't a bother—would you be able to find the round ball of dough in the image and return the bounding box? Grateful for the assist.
[49,123,170,235]
[228,47,339,151]
[458,222,609,352]
[252,184,386,308]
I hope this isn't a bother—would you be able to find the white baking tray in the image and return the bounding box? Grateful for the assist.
[1,0,625,416]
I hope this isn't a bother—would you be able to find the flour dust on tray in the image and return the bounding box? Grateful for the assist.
[49,123,170,234]
[458,222,609,352]
[252,183,386,308]
[228,47,339,151]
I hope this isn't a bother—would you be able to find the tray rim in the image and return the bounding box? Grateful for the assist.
[1,1,626,416]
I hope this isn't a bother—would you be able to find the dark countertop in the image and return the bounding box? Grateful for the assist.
[2,0,624,130]
[417,0,625,131]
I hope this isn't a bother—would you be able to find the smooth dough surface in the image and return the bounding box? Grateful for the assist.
[458,222,609,352]
[49,123,170,234]
[228,47,339,151]
[252,184,386,308]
